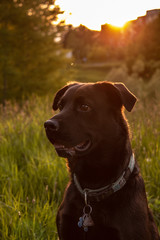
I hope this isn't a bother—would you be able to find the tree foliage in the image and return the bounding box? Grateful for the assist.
[63,25,97,61]
[0,0,70,103]
[137,16,160,60]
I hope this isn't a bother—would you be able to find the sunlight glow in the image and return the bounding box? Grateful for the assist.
[56,0,160,30]
[49,5,55,11]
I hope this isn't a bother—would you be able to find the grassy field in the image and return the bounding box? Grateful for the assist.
[0,97,68,239]
[0,69,160,238]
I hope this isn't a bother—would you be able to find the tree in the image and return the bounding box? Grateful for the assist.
[0,0,70,103]
[138,16,160,60]
[125,15,160,63]
[63,25,97,61]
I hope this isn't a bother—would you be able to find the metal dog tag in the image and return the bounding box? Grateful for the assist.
[83,214,94,227]
[78,204,94,232]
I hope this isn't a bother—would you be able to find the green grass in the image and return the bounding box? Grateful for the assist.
[0,95,160,239]
[74,63,117,82]
[127,104,160,224]
[0,97,68,239]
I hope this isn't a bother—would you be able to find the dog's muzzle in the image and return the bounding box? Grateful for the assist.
[44,119,92,158]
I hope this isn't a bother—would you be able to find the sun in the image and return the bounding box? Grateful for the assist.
[106,17,128,28]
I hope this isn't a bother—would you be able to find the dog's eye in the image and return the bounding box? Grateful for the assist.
[79,104,90,112]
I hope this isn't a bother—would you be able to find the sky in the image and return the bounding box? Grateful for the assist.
[56,0,160,30]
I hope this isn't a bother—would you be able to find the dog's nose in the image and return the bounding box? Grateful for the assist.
[44,119,59,131]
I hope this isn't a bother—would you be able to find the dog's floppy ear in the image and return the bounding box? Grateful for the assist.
[96,81,137,112]
[113,83,137,112]
[52,83,78,110]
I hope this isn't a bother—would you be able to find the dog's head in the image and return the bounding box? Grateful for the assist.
[44,81,136,158]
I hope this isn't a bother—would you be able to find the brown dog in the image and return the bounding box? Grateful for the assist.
[44,81,159,240]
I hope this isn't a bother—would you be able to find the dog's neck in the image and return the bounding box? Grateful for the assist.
[68,137,132,189]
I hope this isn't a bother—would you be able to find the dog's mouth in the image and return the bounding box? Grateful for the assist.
[54,139,91,157]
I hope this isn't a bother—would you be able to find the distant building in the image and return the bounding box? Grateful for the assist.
[121,9,160,41]
[132,9,160,27]
[146,9,160,23]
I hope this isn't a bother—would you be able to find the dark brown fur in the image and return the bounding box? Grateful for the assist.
[44,81,159,240]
